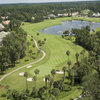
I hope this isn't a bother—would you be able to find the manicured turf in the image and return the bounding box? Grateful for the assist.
[22,17,85,76]
[0,17,100,100]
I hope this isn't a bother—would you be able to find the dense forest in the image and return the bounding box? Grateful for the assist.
[0,27,27,73]
[62,26,100,100]
[74,26,100,100]
[0,1,100,23]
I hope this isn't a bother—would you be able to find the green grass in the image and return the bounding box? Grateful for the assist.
[59,87,82,100]
[0,36,42,79]
[0,17,100,100]
[95,27,100,32]
[21,18,84,76]
[72,17,100,22]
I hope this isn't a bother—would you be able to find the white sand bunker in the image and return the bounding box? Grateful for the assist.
[19,72,25,76]
[43,78,49,82]
[27,78,33,82]
[56,71,64,74]
[26,65,32,68]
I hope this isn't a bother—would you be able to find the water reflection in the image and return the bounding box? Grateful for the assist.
[39,20,100,35]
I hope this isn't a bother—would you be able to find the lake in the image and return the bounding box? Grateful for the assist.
[39,20,100,35]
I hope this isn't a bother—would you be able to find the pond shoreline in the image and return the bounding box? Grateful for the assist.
[39,19,100,35]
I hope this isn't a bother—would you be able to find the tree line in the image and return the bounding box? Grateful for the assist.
[74,26,100,56]
[63,26,100,100]
[0,20,27,73]
[0,1,100,23]
[0,28,27,73]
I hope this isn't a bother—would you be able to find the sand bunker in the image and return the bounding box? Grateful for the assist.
[27,78,33,82]
[56,71,64,74]
[19,72,25,76]
[26,65,32,68]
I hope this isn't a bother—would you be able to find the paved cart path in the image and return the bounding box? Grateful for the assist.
[0,35,46,81]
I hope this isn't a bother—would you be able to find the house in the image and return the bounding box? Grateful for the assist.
[58,13,68,17]
[1,16,8,20]
[2,20,10,25]
[0,31,10,39]
[72,12,79,16]
[63,13,68,17]
[1,17,5,20]
[0,24,10,47]
[31,17,35,20]
[58,14,64,17]
[48,14,57,19]
[0,31,10,47]
[92,13,100,17]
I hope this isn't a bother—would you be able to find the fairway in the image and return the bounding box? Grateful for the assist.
[1,17,99,99]
[0,1,100,99]
[22,17,85,76]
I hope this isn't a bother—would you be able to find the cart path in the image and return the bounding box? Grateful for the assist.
[0,35,46,81]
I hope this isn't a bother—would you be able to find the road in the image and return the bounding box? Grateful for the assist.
[0,35,46,81]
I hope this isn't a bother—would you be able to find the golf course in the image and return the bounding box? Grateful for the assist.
[0,17,100,100]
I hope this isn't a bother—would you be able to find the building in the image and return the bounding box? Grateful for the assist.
[58,14,64,17]
[1,16,8,20]
[0,31,10,47]
[2,20,10,25]
[63,13,68,17]
[0,24,10,47]
[92,13,100,17]
[31,17,35,20]
[48,14,57,19]
[58,13,68,17]
[0,31,10,39]
[72,12,79,16]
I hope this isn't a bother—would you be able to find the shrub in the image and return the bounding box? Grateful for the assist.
[63,85,71,91]
[1,93,6,97]
[25,59,29,62]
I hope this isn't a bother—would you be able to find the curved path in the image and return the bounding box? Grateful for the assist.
[0,35,46,81]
